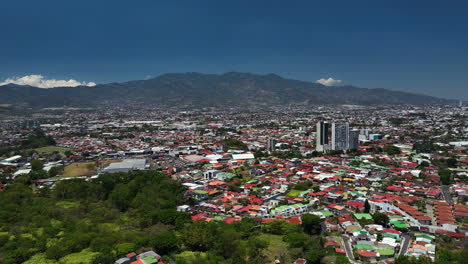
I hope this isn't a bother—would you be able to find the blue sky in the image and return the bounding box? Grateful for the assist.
[1,0,467,99]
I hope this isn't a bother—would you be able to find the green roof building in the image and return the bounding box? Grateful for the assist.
[377,249,395,256]
[354,213,373,220]
[355,244,375,250]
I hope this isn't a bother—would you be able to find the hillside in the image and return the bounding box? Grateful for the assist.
[0,72,456,107]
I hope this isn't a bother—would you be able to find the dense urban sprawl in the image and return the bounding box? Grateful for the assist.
[0,104,467,264]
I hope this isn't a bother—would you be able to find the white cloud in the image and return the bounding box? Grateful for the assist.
[316,77,342,86]
[0,74,96,88]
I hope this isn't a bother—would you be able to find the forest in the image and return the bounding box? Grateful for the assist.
[0,170,334,264]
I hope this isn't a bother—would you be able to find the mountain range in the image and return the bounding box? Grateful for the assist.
[0,72,457,108]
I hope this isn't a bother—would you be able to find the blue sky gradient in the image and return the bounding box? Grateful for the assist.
[1,0,467,99]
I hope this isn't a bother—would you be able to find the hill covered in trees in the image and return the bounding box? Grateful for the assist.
[0,170,332,264]
[0,72,458,108]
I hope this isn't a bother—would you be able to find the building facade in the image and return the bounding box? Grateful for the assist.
[332,123,349,151]
[316,121,330,152]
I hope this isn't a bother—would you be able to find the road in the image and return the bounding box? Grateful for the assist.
[341,235,356,261]
[398,233,411,256]
[426,203,435,225]
[441,185,453,204]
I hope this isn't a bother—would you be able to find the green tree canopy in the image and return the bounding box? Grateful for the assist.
[301,214,323,235]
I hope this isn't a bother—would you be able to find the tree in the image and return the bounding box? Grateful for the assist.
[245,237,268,264]
[312,185,320,192]
[304,244,325,264]
[31,159,44,171]
[389,118,405,126]
[293,181,313,191]
[394,255,411,264]
[446,158,457,168]
[284,232,308,248]
[213,227,242,259]
[234,218,257,238]
[30,169,49,180]
[19,129,56,149]
[373,212,389,226]
[0,170,192,263]
[182,221,214,251]
[376,233,383,241]
[48,166,63,178]
[301,214,322,235]
[222,138,247,151]
[418,161,430,168]
[263,220,302,235]
[413,141,436,153]
[2,248,31,264]
[364,200,370,213]
[335,255,351,264]
[152,231,180,255]
[383,145,401,155]
[439,168,452,185]
[108,184,133,211]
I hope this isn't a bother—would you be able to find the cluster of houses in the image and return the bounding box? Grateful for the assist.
[1,105,467,263]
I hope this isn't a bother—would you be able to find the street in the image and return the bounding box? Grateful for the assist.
[341,235,355,261]
[398,233,411,256]
[426,203,435,225]
[441,185,453,204]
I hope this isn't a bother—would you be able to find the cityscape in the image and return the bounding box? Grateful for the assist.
[1,1,467,264]
[0,104,466,264]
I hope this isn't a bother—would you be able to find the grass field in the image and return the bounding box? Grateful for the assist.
[34,146,73,153]
[258,233,291,263]
[56,160,121,178]
[286,189,302,198]
[59,162,96,178]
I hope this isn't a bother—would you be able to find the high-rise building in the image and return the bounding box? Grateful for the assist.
[332,123,349,151]
[316,121,330,152]
[359,128,371,141]
[318,122,359,152]
[267,137,276,152]
[348,129,360,150]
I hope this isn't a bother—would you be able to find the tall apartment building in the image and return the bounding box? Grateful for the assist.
[317,122,359,152]
[349,129,360,150]
[332,123,349,151]
[267,137,276,152]
[316,121,330,152]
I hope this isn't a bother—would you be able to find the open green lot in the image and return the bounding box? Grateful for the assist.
[34,146,73,153]
[286,189,302,198]
[55,160,121,178]
[59,162,96,178]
